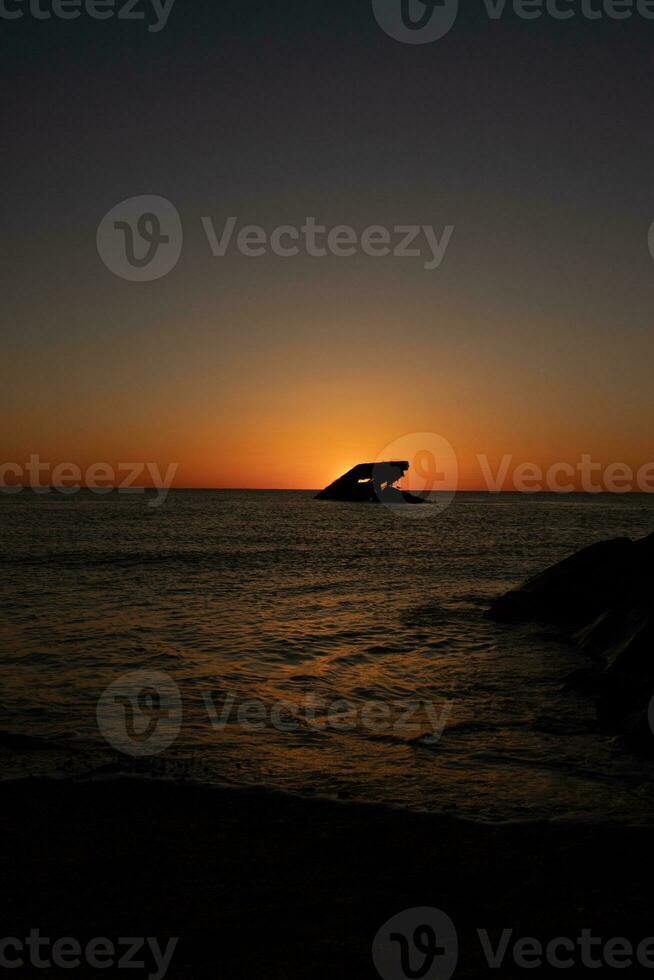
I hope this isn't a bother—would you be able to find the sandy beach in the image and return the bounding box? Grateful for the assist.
[2,775,654,977]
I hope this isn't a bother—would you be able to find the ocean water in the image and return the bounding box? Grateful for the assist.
[1,489,653,822]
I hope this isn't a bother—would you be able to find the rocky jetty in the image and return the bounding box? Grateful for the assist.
[487,532,654,754]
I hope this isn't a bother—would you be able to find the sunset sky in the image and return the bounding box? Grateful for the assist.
[3,1,654,490]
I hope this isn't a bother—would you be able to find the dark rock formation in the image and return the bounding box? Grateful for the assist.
[487,532,654,755]
[315,461,427,504]
[487,535,653,628]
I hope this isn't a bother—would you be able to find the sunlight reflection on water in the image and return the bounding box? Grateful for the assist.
[1,490,653,821]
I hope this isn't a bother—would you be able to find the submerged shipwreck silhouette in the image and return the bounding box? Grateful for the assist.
[315,461,427,504]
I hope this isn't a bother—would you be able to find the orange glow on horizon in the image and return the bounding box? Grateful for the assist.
[4,306,653,493]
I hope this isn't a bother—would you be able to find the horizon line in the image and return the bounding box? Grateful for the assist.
[16,486,654,495]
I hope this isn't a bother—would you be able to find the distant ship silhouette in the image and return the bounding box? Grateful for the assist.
[315,461,427,504]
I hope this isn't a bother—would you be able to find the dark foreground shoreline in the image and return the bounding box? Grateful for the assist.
[3,777,654,978]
